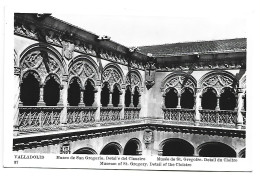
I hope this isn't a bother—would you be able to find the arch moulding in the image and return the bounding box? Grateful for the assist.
[160,72,197,95]
[102,63,126,91]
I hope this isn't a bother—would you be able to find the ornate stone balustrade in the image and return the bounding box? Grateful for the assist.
[100,107,122,125]
[241,111,246,129]
[18,106,63,133]
[162,108,195,125]
[67,107,97,128]
[199,110,237,128]
[123,107,141,123]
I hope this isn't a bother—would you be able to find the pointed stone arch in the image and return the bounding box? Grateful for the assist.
[21,70,42,85]
[19,43,67,84]
[43,73,62,86]
[125,70,143,93]
[102,63,125,91]
[199,70,238,96]
[68,55,100,87]
[68,76,83,90]
[161,72,197,95]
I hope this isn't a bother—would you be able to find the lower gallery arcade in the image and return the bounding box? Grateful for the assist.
[13,13,246,158]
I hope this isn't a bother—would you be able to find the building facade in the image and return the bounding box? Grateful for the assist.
[13,13,246,157]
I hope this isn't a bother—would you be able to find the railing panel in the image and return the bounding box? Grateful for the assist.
[162,108,195,125]
[67,107,97,128]
[18,106,63,133]
[100,107,122,126]
[199,110,237,128]
[123,107,141,124]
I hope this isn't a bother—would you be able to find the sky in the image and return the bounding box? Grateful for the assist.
[53,13,246,47]
[5,0,250,47]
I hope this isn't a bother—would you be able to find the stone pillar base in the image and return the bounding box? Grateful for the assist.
[37,101,45,106]
[78,102,85,107]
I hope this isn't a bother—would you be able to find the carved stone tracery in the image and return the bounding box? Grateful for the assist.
[163,75,196,95]
[69,60,98,87]
[21,50,63,85]
[126,71,143,93]
[201,74,235,95]
[102,66,124,90]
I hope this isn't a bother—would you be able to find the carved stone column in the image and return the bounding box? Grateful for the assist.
[194,88,202,126]
[94,85,101,123]
[37,85,45,106]
[177,93,181,109]
[129,92,134,107]
[193,149,199,157]
[61,75,68,130]
[108,91,113,107]
[57,85,64,106]
[118,90,123,107]
[78,89,85,107]
[215,95,220,111]
[14,66,21,136]
[119,90,125,120]
[236,88,245,129]
[137,93,141,107]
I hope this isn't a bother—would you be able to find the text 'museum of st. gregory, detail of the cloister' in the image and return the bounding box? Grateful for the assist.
[13,13,246,157]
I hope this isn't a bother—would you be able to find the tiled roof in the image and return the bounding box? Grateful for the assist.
[138,38,246,57]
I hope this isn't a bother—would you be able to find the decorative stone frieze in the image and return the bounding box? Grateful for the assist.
[14,20,146,70]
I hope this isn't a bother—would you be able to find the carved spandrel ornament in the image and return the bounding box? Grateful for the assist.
[126,72,141,89]
[102,68,123,87]
[165,76,195,91]
[143,129,154,148]
[21,50,62,79]
[202,75,233,88]
[69,61,97,85]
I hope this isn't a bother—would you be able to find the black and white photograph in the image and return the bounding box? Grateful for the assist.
[2,0,260,176]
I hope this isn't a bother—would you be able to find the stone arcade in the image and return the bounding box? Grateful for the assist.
[13,13,246,157]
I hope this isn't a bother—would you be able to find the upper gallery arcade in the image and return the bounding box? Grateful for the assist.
[13,13,246,157]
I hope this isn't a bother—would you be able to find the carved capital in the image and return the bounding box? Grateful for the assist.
[62,75,69,82]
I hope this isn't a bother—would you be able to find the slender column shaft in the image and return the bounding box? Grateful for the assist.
[37,85,45,106]
[215,96,220,110]
[57,86,63,106]
[108,91,113,107]
[94,86,101,122]
[61,79,68,129]
[120,90,125,120]
[78,90,85,107]
[236,88,245,129]
[177,94,181,109]
[194,88,201,126]
[129,92,134,107]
